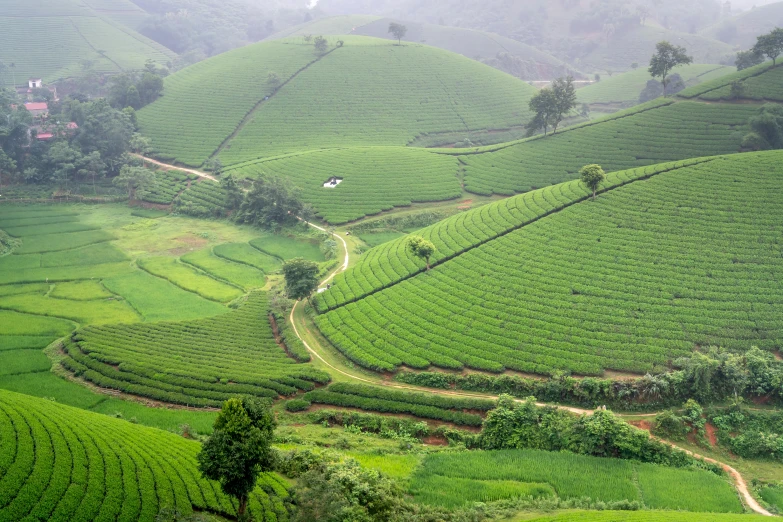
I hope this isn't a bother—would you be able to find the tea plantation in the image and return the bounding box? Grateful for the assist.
[138,36,538,167]
[0,0,173,83]
[316,151,783,374]
[0,389,291,522]
[678,62,783,102]
[411,449,742,512]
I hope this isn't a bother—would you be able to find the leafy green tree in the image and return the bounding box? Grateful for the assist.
[0,149,16,188]
[45,142,83,189]
[550,76,577,134]
[198,397,276,521]
[204,157,223,175]
[220,175,244,210]
[407,236,435,270]
[137,72,164,105]
[73,99,135,172]
[282,258,320,304]
[579,164,606,200]
[112,164,155,200]
[744,103,783,150]
[735,49,765,71]
[388,23,407,45]
[293,460,402,522]
[526,88,557,136]
[126,85,142,110]
[234,174,303,229]
[753,28,783,66]
[648,41,693,95]
[76,151,106,194]
[130,133,152,155]
[314,36,328,54]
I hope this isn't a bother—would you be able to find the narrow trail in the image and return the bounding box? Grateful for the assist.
[289,220,774,517]
[133,154,218,182]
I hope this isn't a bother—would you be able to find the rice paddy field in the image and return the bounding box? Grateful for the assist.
[315,151,783,375]
[0,389,292,522]
[0,0,173,83]
[411,449,742,512]
[0,203,330,420]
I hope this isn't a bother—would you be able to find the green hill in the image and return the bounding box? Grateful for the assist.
[580,25,735,74]
[678,61,783,102]
[0,389,291,521]
[268,15,575,80]
[701,2,783,48]
[519,512,770,522]
[577,64,736,106]
[315,151,783,375]
[137,36,539,167]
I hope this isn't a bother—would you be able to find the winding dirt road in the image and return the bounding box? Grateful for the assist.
[132,157,775,516]
[290,221,774,517]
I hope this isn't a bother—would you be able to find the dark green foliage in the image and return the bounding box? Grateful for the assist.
[283,258,320,302]
[198,397,277,518]
[753,27,783,66]
[234,174,304,229]
[735,49,765,71]
[746,103,783,150]
[648,41,693,94]
[285,399,311,412]
[710,405,783,461]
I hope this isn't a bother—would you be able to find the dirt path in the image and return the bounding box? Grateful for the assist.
[289,220,774,516]
[132,154,218,182]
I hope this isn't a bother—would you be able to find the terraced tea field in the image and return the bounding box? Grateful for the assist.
[0,0,172,83]
[678,62,783,102]
[0,389,291,521]
[138,36,538,167]
[316,151,783,375]
[412,450,742,512]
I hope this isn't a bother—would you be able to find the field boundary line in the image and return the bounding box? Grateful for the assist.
[320,157,717,312]
[133,155,217,181]
[208,45,344,162]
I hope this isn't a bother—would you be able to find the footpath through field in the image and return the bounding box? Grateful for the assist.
[291,220,775,517]
[133,154,218,182]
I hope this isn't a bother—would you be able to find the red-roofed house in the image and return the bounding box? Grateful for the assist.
[24,102,48,117]
[36,133,54,141]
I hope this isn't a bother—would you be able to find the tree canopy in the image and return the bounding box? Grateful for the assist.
[648,41,693,95]
[197,397,276,519]
[407,236,436,270]
[525,76,576,136]
[579,164,606,200]
[388,23,408,45]
[753,28,783,66]
[234,174,304,229]
[283,258,320,303]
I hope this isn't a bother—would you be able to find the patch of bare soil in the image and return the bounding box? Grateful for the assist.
[167,234,208,255]
[630,420,653,432]
[422,434,449,446]
[705,422,718,447]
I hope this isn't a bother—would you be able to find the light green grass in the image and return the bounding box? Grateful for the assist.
[0,261,133,285]
[0,371,105,409]
[50,281,114,300]
[102,271,228,322]
[0,349,52,376]
[213,242,282,272]
[347,453,423,480]
[412,474,554,508]
[137,256,244,303]
[89,399,218,436]
[0,336,56,351]
[0,283,49,297]
[15,230,114,254]
[516,512,771,522]
[181,248,266,291]
[250,236,325,262]
[357,231,407,248]
[0,293,139,325]
[0,310,75,336]
[40,242,128,267]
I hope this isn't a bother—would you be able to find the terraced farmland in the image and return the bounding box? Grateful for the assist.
[0,389,291,522]
[0,0,173,83]
[458,99,755,196]
[139,36,538,167]
[412,450,741,511]
[315,151,783,375]
[227,147,462,223]
[61,292,330,407]
[678,62,783,102]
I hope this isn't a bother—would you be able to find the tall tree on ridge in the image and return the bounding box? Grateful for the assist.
[649,41,692,96]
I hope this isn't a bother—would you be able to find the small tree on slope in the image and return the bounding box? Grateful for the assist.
[407,236,435,270]
[197,397,276,521]
[648,41,692,96]
[580,164,606,200]
[388,23,407,45]
[753,28,783,66]
[283,257,320,304]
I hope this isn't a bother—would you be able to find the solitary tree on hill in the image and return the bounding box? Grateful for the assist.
[735,49,765,71]
[525,76,577,136]
[314,35,328,54]
[283,258,320,304]
[198,397,276,521]
[753,28,783,66]
[388,23,407,45]
[407,236,435,270]
[580,164,606,200]
[648,41,692,96]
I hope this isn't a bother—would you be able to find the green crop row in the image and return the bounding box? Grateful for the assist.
[60,292,329,407]
[316,151,783,375]
[302,384,486,426]
[0,389,290,522]
[316,157,712,312]
[699,65,783,102]
[411,449,742,512]
[142,171,196,205]
[678,61,781,99]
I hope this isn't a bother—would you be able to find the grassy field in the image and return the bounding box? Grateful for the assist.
[0,389,291,521]
[412,450,741,512]
[316,151,783,375]
[139,36,538,167]
[0,0,172,84]
[576,64,735,106]
[514,512,770,522]
[678,62,783,102]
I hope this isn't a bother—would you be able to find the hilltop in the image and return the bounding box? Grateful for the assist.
[315,150,783,375]
[138,36,539,167]
[678,61,783,102]
[0,0,174,84]
[701,1,783,48]
[268,15,576,80]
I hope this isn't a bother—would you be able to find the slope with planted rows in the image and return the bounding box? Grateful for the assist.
[316,151,783,375]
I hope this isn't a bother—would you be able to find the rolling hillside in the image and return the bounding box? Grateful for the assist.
[0,0,174,84]
[268,15,575,80]
[315,151,783,375]
[577,64,736,106]
[0,389,291,521]
[678,61,783,102]
[139,36,538,168]
[701,1,783,48]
